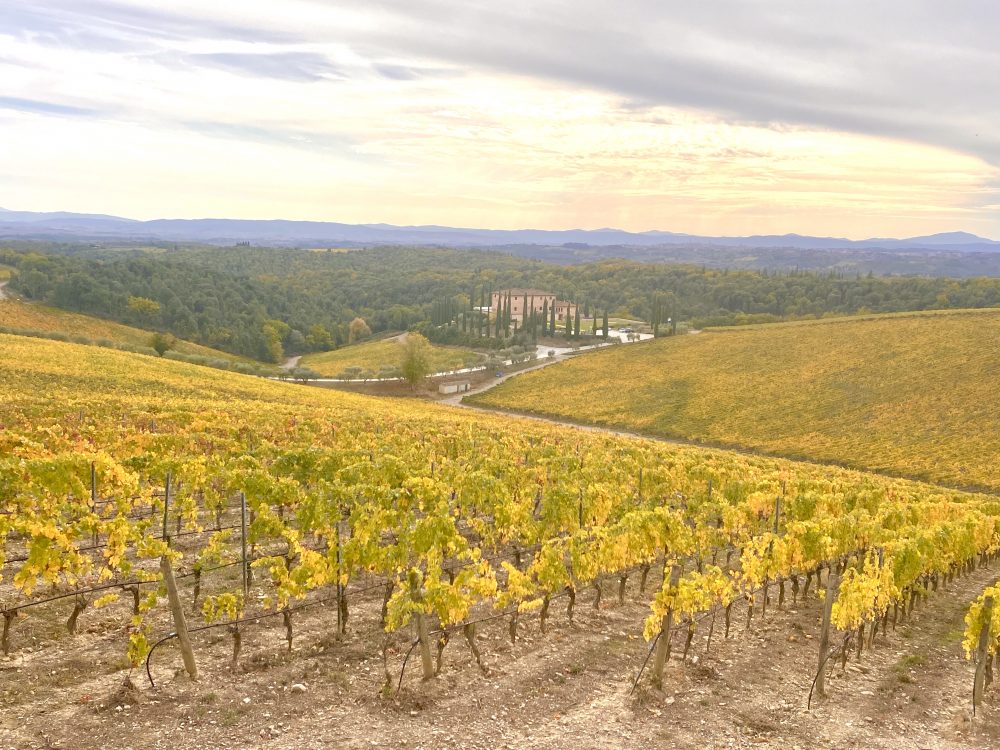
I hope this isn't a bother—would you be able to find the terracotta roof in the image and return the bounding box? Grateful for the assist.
[493,289,555,297]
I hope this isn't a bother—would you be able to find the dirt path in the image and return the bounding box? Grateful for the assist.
[5,558,998,749]
[803,566,1000,749]
[438,353,570,405]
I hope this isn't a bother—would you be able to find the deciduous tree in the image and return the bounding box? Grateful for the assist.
[348,317,372,344]
[400,333,432,389]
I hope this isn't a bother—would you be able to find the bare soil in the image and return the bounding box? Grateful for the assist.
[3,560,999,750]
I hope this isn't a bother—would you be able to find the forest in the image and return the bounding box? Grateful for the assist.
[3,242,1000,361]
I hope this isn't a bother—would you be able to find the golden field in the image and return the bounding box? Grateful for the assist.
[0,298,247,361]
[470,308,1000,490]
[299,335,481,377]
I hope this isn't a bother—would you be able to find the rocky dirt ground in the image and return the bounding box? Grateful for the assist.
[2,559,999,750]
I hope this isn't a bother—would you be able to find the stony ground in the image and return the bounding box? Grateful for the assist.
[3,560,999,750]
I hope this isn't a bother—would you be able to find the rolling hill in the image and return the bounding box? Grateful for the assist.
[0,296,252,362]
[2,207,997,251]
[299,336,482,377]
[470,308,1000,490]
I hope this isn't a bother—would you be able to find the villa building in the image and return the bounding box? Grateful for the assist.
[490,289,578,323]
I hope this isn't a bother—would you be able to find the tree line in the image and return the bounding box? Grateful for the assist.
[3,243,1000,362]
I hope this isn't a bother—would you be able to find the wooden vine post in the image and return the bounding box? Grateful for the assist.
[160,474,198,680]
[973,595,994,715]
[815,569,841,699]
[335,514,347,636]
[229,490,251,667]
[650,563,682,690]
[409,570,434,681]
[91,462,99,547]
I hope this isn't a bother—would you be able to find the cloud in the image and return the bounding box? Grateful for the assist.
[0,1,296,49]
[0,96,101,117]
[8,2,996,162]
[1,0,998,237]
[164,51,344,82]
[324,0,1000,164]
[372,62,454,81]
[181,121,363,155]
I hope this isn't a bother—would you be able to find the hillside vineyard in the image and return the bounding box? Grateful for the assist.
[2,334,999,694]
[472,309,1000,491]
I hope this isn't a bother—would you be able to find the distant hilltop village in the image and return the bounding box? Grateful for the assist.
[490,289,577,323]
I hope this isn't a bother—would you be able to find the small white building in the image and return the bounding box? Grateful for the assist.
[438,381,472,395]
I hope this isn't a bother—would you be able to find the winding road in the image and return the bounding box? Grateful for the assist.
[438,352,571,406]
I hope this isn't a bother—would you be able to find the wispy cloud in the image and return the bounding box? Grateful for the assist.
[161,51,344,82]
[181,120,363,155]
[372,62,455,81]
[0,1,297,48]
[0,95,102,117]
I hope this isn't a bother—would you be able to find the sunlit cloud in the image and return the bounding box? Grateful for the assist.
[0,0,997,239]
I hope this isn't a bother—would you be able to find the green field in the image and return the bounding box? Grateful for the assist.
[470,308,1000,490]
[300,336,482,377]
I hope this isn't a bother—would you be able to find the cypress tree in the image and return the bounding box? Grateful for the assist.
[602,309,609,338]
[541,299,549,336]
[550,300,556,336]
[574,307,581,338]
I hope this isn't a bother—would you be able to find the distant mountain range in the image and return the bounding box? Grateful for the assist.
[1,207,998,252]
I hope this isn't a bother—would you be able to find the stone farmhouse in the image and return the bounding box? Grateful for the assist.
[490,289,578,323]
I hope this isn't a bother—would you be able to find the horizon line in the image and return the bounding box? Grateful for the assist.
[1,205,997,244]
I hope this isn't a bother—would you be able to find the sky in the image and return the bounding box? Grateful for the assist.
[1,1,998,239]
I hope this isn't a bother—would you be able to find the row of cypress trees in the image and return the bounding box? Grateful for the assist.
[442,286,615,341]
